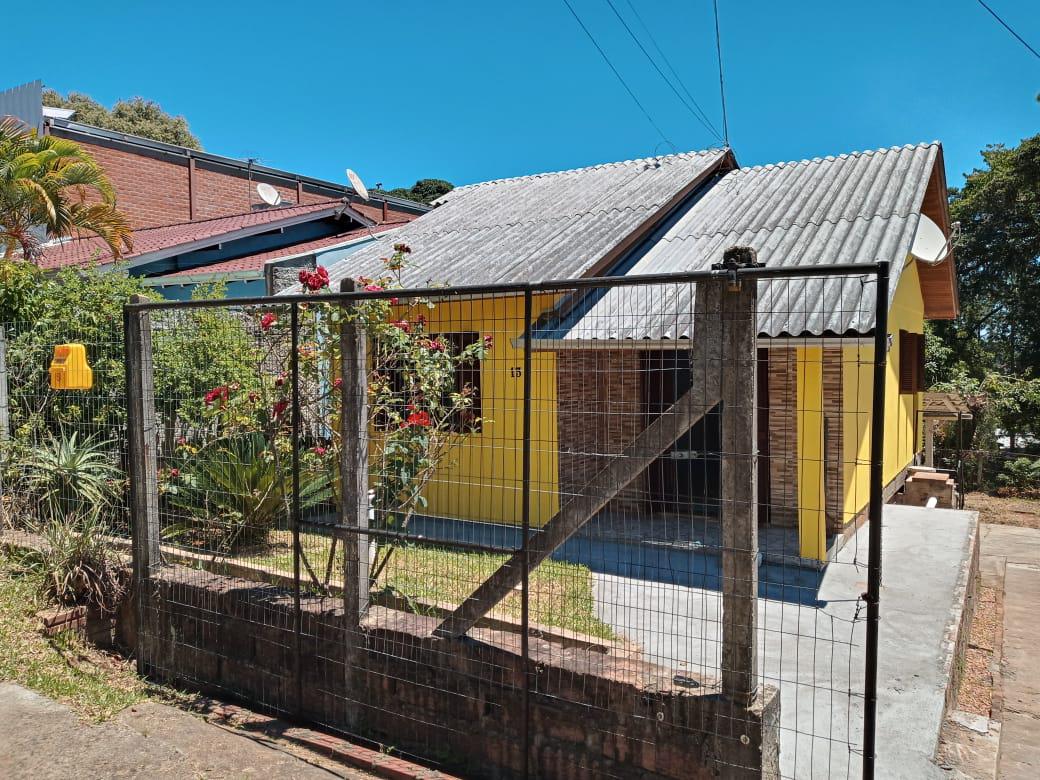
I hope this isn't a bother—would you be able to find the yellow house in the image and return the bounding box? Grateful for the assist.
[306,143,958,562]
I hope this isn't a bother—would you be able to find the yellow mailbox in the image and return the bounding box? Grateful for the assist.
[49,344,93,390]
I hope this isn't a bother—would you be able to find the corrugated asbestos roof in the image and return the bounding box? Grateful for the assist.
[544,142,941,341]
[283,149,729,292]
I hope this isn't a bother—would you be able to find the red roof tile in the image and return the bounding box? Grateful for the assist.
[38,201,343,270]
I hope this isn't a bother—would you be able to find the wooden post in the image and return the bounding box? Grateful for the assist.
[340,279,370,626]
[125,295,161,675]
[924,420,935,468]
[718,246,759,705]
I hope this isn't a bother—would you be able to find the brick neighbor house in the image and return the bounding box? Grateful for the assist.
[0,80,429,297]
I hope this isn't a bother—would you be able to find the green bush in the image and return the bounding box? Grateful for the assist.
[19,432,122,524]
[997,457,1040,494]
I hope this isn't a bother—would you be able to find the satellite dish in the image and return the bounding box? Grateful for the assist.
[910,214,951,264]
[256,182,282,206]
[346,168,369,201]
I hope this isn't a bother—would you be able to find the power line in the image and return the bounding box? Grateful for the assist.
[603,0,724,144]
[560,0,676,150]
[622,0,724,142]
[713,0,730,147]
[975,0,1040,60]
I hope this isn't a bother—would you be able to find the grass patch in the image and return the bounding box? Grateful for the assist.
[0,555,148,721]
[235,529,615,640]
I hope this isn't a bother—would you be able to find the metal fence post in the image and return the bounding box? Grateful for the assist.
[0,327,9,511]
[863,261,890,778]
[340,279,370,626]
[124,295,161,676]
[718,248,759,705]
[290,301,303,716]
[520,287,533,778]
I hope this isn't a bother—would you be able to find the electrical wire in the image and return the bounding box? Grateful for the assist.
[560,0,676,152]
[975,0,1040,60]
[713,0,730,147]
[603,0,724,144]
[622,0,725,142]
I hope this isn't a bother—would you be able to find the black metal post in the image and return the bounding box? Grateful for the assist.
[520,287,533,779]
[290,302,303,716]
[863,261,890,778]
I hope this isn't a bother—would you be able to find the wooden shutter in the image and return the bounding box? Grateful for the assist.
[898,330,915,394]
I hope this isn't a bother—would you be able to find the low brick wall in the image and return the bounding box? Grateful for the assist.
[136,565,779,779]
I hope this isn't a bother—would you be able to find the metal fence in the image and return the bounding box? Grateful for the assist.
[19,259,889,778]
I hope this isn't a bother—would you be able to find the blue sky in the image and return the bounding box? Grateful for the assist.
[4,1,1038,189]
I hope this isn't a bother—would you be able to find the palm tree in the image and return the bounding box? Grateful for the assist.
[0,117,132,263]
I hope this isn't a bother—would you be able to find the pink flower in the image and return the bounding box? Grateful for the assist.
[389,297,399,305]
[483,334,494,350]
[169,468,180,478]
[424,338,445,353]
[332,378,343,389]
[313,446,327,456]
[363,283,383,293]
[176,436,187,447]
[260,312,277,331]
[391,319,411,333]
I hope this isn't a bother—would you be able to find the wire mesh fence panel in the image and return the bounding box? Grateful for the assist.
[0,321,130,537]
[119,263,889,779]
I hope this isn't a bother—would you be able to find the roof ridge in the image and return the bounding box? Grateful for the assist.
[450,148,725,193]
[735,142,939,174]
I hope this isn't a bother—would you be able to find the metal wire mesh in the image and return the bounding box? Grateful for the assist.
[5,263,893,779]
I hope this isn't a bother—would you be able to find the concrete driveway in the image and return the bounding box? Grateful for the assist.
[592,505,977,779]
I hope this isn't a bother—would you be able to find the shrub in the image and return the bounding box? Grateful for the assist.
[996,456,1040,495]
[163,432,332,553]
[9,514,128,612]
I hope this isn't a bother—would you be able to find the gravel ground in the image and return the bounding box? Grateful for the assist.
[964,492,1040,529]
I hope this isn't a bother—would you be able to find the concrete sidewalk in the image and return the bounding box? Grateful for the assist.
[980,525,1040,780]
[593,505,978,779]
[0,683,367,779]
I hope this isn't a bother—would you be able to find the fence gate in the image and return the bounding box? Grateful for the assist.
[125,260,889,779]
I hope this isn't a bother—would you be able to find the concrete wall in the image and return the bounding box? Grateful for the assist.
[137,565,780,780]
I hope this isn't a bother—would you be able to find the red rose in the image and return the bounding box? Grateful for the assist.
[391,319,411,333]
[204,385,230,406]
[483,334,494,350]
[272,399,289,419]
[260,312,277,331]
[169,468,180,478]
[333,377,343,389]
[401,410,432,428]
[389,297,399,305]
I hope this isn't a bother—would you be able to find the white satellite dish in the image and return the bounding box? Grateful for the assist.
[256,182,282,206]
[346,168,369,201]
[910,214,951,264]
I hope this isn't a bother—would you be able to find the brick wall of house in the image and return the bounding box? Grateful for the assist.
[135,565,780,779]
[53,130,419,229]
[557,349,646,513]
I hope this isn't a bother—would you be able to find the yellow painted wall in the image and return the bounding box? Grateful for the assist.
[836,259,926,535]
[382,294,560,528]
[797,347,827,559]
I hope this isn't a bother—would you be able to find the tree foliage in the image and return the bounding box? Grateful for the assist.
[0,118,132,262]
[929,132,1040,455]
[42,89,202,150]
[382,178,454,205]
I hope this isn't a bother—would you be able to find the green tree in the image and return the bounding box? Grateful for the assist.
[42,90,202,150]
[383,178,454,205]
[0,118,133,263]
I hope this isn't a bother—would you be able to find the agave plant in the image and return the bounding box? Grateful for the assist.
[165,432,332,553]
[20,432,122,524]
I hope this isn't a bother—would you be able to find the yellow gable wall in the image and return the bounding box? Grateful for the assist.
[834,259,926,548]
[382,294,561,528]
